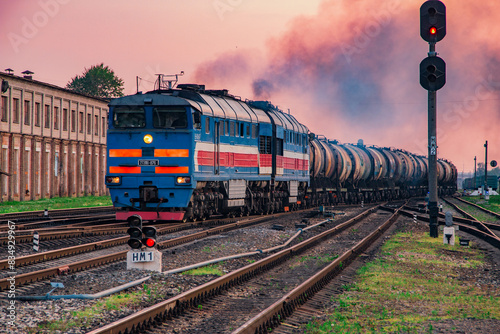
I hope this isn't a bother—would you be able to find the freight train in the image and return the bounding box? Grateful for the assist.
[105,83,457,222]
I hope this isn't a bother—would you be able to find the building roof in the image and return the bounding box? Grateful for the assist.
[0,71,110,103]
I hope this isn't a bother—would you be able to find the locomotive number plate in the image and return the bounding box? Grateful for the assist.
[139,159,159,166]
[131,251,154,262]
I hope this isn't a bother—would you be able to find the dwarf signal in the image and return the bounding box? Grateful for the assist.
[126,215,158,249]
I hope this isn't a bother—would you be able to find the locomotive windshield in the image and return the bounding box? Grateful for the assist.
[153,107,188,129]
[113,106,145,128]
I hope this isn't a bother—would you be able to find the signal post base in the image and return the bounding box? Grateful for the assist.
[127,249,163,273]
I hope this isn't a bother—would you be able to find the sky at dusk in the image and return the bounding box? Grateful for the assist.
[1,0,499,174]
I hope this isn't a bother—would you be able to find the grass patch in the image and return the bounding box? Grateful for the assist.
[306,231,500,333]
[462,196,500,214]
[31,290,143,333]
[290,254,339,269]
[182,263,225,276]
[0,196,112,214]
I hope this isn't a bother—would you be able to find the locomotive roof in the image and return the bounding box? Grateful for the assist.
[109,87,309,134]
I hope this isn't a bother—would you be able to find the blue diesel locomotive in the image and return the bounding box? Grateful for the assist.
[106,84,309,222]
[105,83,457,222]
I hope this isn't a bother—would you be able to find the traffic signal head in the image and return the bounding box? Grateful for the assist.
[420,1,446,43]
[420,56,446,91]
[127,215,143,249]
[142,226,157,248]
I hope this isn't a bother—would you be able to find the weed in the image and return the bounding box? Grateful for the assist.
[182,264,224,276]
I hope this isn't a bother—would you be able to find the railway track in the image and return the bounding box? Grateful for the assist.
[0,206,115,224]
[0,211,312,292]
[0,214,116,233]
[442,197,500,223]
[84,203,403,334]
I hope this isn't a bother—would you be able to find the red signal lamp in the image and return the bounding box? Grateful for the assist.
[142,226,157,248]
[143,238,156,248]
[430,27,437,35]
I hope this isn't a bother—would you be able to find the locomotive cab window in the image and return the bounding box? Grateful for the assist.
[192,111,201,129]
[153,107,188,129]
[113,106,145,128]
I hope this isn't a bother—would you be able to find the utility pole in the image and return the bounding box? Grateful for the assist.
[484,141,488,197]
[474,156,477,189]
[420,0,446,238]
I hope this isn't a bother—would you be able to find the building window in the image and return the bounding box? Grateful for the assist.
[63,108,68,131]
[87,114,91,134]
[94,115,98,135]
[44,105,50,128]
[24,100,30,125]
[1,96,7,122]
[101,116,106,137]
[79,112,84,133]
[13,98,19,123]
[54,106,59,130]
[71,110,76,132]
[35,103,40,127]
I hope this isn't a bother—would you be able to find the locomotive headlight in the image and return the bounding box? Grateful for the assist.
[176,176,191,184]
[143,134,153,144]
[106,176,121,184]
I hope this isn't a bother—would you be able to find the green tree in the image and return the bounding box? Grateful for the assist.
[66,63,124,99]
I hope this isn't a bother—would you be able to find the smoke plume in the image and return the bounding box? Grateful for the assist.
[195,0,500,172]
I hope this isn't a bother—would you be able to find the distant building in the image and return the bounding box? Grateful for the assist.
[0,70,108,202]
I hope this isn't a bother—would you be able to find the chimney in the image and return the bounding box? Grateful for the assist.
[22,70,34,80]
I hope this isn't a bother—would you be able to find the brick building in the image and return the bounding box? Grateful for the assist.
[0,70,108,202]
